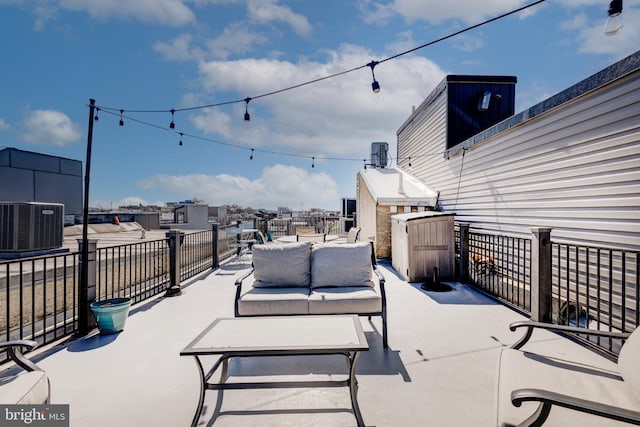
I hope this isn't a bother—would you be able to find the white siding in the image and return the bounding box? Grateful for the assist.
[397,65,640,250]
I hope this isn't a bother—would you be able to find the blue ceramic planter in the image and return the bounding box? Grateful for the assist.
[90,297,132,334]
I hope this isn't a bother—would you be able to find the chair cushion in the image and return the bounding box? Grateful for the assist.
[309,285,382,314]
[496,348,640,427]
[310,242,373,289]
[0,371,49,404]
[237,286,310,315]
[618,327,640,402]
[252,242,311,287]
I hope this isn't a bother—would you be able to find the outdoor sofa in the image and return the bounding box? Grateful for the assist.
[495,321,640,426]
[234,241,388,348]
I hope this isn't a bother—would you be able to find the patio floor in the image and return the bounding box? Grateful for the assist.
[20,254,617,426]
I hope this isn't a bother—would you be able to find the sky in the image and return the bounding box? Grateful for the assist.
[0,0,638,211]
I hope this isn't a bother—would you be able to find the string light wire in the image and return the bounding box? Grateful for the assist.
[95,0,545,116]
[98,108,445,163]
[91,1,547,166]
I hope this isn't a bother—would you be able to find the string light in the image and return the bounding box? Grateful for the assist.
[94,108,462,165]
[367,61,380,93]
[94,1,545,122]
[88,1,548,170]
[604,0,623,35]
[244,98,251,121]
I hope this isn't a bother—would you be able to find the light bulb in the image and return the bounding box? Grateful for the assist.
[604,0,623,36]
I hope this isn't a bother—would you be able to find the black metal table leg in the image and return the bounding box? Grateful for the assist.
[349,351,365,427]
[191,356,206,427]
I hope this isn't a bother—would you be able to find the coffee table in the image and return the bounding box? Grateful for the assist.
[180,315,369,426]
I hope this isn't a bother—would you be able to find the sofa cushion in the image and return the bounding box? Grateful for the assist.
[309,285,381,314]
[0,371,49,404]
[237,286,310,316]
[618,327,640,403]
[310,242,373,289]
[252,242,311,287]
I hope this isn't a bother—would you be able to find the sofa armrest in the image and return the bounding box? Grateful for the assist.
[1,340,41,372]
[235,268,254,287]
[234,268,254,317]
[373,265,388,348]
[512,388,640,426]
[509,321,631,350]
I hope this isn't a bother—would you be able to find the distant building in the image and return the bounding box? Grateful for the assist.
[0,147,82,218]
[168,204,210,230]
[208,206,227,220]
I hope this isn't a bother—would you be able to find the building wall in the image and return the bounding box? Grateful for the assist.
[356,173,378,252]
[0,148,83,215]
[396,52,640,250]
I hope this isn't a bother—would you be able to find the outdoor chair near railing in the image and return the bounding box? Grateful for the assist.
[0,340,50,405]
[496,321,640,426]
[331,227,361,244]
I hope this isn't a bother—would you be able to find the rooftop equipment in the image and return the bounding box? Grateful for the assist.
[0,202,64,252]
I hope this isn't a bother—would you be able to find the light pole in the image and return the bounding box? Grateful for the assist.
[78,98,96,335]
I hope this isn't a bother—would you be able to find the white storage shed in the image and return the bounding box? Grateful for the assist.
[391,211,455,282]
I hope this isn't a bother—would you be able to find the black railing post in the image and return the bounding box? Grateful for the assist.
[459,223,470,283]
[165,230,182,296]
[212,223,219,269]
[77,238,98,335]
[235,220,242,256]
[531,227,553,322]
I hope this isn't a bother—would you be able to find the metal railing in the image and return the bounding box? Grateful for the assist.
[1,225,241,362]
[255,216,342,238]
[466,231,532,312]
[1,252,79,352]
[552,243,639,354]
[96,239,169,304]
[180,229,215,281]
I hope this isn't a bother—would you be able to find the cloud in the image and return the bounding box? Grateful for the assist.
[20,109,81,147]
[137,164,338,209]
[361,0,534,25]
[564,7,640,57]
[154,34,203,61]
[22,0,198,27]
[192,44,446,157]
[0,118,9,131]
[205,22,270,59]
[247,0,312,36]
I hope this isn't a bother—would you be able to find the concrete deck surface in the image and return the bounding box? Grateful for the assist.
[19,254,618,427]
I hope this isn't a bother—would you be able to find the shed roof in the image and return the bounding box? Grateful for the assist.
[358,167,438,206]
[391,211,454,222]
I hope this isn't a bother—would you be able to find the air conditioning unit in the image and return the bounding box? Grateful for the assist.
[370,142,388,168]
[0,202,64,252]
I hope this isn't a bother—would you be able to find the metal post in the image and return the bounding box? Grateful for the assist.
[77,238,97,334]
[165,230,182,296]
[211,223,219,269]
[235,220,242,256]
[531,227,553,322]
[458,223,470,283]
[78,98,96,336]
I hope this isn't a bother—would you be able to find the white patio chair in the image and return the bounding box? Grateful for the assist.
[0,340,50,404]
